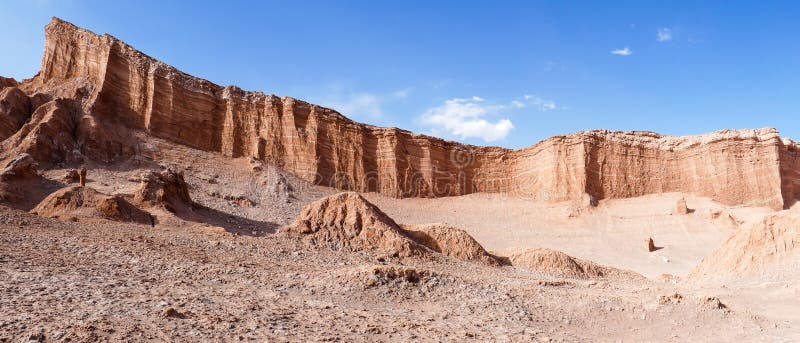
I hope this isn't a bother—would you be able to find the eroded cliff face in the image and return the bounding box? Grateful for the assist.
[2,17,798,210]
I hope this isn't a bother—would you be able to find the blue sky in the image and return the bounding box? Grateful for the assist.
[2,1,799,148]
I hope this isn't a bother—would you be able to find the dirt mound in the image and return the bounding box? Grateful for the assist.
[508,248,643,280]
[31,186,153,225]
[690,209,800,282]
[134,169,194,212]
[280,192,427,258]
[401,224,505,266]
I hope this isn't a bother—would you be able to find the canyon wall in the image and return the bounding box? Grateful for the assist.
[3,18,799,210]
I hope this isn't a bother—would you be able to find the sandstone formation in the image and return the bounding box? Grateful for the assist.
[134,169,194,211]
[63,169,80,183]
[280,192,428,258]
[674,197,689,215]
[1,18,799,210]
[31,185,153,225]
[690,209,800,282]
[508,248,643,280]
[646,237,657,252]
[0,153,50,209]
[0,87,31,141]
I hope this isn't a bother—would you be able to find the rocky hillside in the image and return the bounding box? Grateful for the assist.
[2,17,799,209]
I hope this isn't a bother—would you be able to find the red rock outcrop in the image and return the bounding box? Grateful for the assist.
[0,87,31,141]
[134,169,194,211]
[2,18,799,210]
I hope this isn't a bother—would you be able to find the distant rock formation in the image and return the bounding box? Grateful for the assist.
[1,18,799,210]
[674,197,689,215]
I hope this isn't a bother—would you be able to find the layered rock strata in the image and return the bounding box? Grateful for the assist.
[2,18,799,209]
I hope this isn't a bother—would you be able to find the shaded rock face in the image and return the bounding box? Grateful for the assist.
[690,209,800,282]
[0,154,56,210]
[2,17,799,209]
[280,192,428,258]
[134,169,193,211]
[0,76,16,89]
[0,87,31,141]
[508,248,643,280]
[31,186,153,225]
[0,99,77,165]
[0,153,38,181]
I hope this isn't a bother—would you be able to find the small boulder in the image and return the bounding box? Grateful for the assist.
[674,197,690,215]
[63,169,80,183]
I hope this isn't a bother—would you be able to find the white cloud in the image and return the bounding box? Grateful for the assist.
[520,94,557,111]
[420,97,513,142]
[319,87,411,119]
[325,93,384,118]
[657,28,672,42]
[611,47,633,56]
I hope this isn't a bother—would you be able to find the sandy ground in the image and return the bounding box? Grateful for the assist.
[1,206,795,342]
[365,192,773,278]
[2,140,798,341]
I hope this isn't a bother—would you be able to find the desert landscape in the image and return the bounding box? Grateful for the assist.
[1,17,799,342]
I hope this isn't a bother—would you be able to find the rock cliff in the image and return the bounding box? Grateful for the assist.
[2,18,799,210]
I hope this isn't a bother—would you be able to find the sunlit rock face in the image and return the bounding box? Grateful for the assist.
[2,17,798,210]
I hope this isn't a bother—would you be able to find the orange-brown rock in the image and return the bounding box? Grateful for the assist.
[133,169,193,211]
[646,237,657,252]
[280,192,428,258]
[3,18,800,210]
[400,224,504,266]
[0,76,16,89]
[674,197,689,215]
[0,99,77,164]
[690,209,800,282]
[0,87,31,141]
[31,185,153,225]
[0,153,56,210]
[63,169,80,183]
[508,248,643,280]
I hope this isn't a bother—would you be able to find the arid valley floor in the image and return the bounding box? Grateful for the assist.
[1,18,799,342]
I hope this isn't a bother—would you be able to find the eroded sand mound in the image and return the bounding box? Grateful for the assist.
[280,192,427,258]
[509,248,643,280]
[32,186,153,225]
[401,224,505,266]
[690,209,800,282]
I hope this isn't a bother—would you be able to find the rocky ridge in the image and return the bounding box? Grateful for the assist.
[1,18,798,211]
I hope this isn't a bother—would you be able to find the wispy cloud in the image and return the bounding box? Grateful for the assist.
[611,47,633,56]
[521,94,557,111]
[657,28,673,42]
[420,97,513,142]
[317,88,411,119]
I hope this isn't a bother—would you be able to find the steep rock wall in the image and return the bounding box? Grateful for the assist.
[6,17,798,210]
